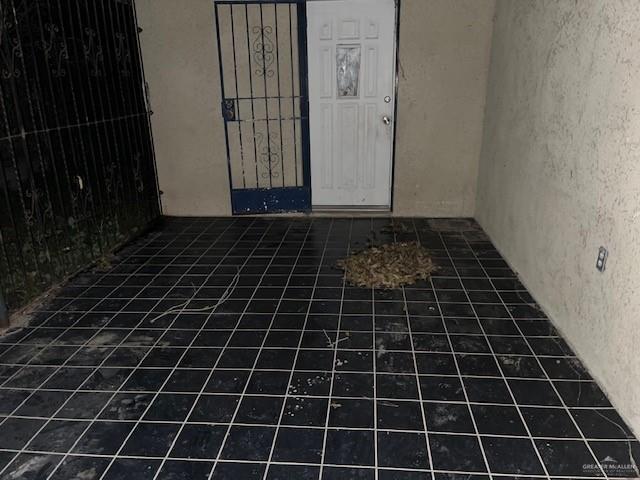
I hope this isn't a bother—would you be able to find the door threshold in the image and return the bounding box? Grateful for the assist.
[312,206,391,216]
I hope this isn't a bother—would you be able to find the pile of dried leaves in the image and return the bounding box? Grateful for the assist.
[337,241,437,289]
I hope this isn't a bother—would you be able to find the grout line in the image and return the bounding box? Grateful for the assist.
[259,219,333,480]
[200,220,306,480]
[437,228,551,479]
[461,232,610,479]
[318,219,353,479]
[402,219,435,480]
[31,219,242,480]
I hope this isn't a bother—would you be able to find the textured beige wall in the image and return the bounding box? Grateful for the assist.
[136,0,494,216]
[476,0,640,434]
[137,0,231,216]
[393,0,494,216]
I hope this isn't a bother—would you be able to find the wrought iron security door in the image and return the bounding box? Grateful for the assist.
[215,0,311,214]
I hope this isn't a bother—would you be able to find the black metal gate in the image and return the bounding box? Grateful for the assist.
[0,0,160,311]
[214,0,311,215]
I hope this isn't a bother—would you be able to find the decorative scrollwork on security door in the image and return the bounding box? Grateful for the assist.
[252,26,275,78]
[42,23,69,78]
[115,32,131,77]
[256,131,281,180]
[83,27,104,77]
[0,4,23,79]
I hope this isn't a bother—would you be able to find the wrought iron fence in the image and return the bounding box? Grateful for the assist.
[0,0,160,311]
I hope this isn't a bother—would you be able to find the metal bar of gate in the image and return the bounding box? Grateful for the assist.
[229,6,247,188]
[214,2,236,196]
[273,4,285,187]
[288,4,299,183]
[0,290,8,328]
[245,3,260,185]
[297,2,311,189]
[259,4,273,188]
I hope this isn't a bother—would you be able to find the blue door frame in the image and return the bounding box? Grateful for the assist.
[215,0,311,215]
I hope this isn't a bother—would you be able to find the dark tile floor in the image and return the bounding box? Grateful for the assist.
[0,217,638,480]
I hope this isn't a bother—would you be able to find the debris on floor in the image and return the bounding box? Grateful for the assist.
[337,241,437,289]
[94,255,114,272]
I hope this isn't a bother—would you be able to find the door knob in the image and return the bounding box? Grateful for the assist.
[382,115,391,125]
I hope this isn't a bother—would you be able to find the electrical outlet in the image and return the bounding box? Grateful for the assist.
[596,247,608,272]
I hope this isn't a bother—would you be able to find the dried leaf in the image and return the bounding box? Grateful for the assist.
[337,241,437,289]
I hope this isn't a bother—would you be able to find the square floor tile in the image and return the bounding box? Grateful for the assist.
[189,395,239,423]
[103,458,160,480]
[0,389,31,415]
[329,398,374,428]
[325,429,375,466]
[0,453,62,480]
[246,371,291,395]
[49,455,110,480]
[535,439,601,477]
[497,355,545,378]
[379,471,431,480]
[522,406,581,438]
[121,422,180,457]
[332,373,374,397]
[429,433,487,472]
[554,381,611,407]
[266,464,319,480]
[376,374,419,399]
[289,371,332,396]
[376,352,415,374]
[220,426,275,461]
[463,377,513,404]
[336,350,373,372]
[508,379,562,406]
[100,393,153,420]
[571,409,635,439]
[156,460,213,480]
[415,353,457,375]
[424,402,474,433]
[0,417,45,449]
[321,466,374,479]
[377,431,430,469]
[420,376,465,401]
[471,404,527,435]
[204,370,250,393]
[296,349,335,370]
[589,440,640,478]
[144,393,197,421]
[272,427,324,463]
[482,436,545,475]
[73,421,135,454]
[282,397,328,426]
[169,424,226,459]
[122,368,170,391]
[457,354,501,376]
[377,400,424,430]
[210,462,266,480]
[26,419,89,453]
[17,391,70,418]
[235,395,284,424]
[255,349,297,369]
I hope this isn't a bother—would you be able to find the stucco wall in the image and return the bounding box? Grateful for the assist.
[394,0,493,215]
[476,0,640,434]
[135,0,494,216]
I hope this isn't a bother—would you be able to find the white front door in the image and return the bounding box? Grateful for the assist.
[307,0,396,208]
